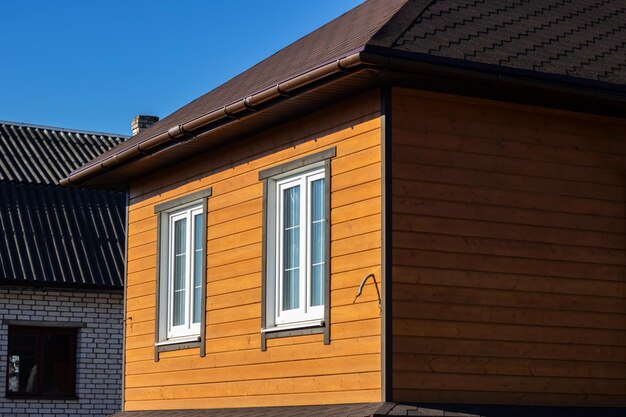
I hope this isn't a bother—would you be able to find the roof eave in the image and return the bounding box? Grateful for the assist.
[63,47,626,188]
[360,46,626,103]
[61,51,368,187]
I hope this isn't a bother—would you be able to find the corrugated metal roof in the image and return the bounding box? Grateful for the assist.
[0,121,126,288]
[0,182,125,288]
[0,120,126,185]
[69,0,626,186]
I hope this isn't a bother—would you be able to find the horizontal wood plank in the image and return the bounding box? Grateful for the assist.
[124,90,382,410]
[391,87,626,407]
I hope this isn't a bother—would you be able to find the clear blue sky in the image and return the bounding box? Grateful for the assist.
[0,1,364,136]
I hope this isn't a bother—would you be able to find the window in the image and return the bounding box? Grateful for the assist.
[259,148,333,348]
[6,326,77,398]
[273,167,326,325]
[166,205,203,339]
[154,187,211,357]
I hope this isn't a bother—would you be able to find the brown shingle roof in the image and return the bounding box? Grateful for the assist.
[388,0,626,84]
[68,0,626,186]
[82,0,407,172]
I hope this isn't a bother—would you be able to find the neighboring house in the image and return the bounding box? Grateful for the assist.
[64,1,625,416]
[0,121,127,416]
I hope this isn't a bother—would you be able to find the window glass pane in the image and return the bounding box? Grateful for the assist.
[173,218,187,326]
[310,178,325,306]
[7,328,76,397]
[41,333,73,395]
[193,213,203,324]
[283,185,300,310]
[7,332,38,394]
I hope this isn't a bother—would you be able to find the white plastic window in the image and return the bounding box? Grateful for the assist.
[167,206,203,339]
[270,166,326,327]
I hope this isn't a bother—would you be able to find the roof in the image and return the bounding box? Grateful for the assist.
[108,402,626,417]
[67,0,626,186]
[0,120,126,185]
[68,0,407,176]
[0,182,125,288]
[0,121,127,289]
[386,0,626,84]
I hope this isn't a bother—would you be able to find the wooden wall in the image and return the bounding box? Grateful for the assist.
[123,90,383,410]
[391,88,626,406]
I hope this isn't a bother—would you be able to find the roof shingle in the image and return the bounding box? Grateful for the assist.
[390,0,626,83]
[68,0,626,185]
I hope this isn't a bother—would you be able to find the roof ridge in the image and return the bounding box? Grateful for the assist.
[367,0,430,48]
[0,119,129,139]
[175,0,393,112]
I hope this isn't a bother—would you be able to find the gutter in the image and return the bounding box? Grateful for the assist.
[60,52,365,186]
[62,47,626,187]
[360,47,626,99]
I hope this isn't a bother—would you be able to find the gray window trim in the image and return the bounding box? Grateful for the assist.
[260,150,333,351]
[262,326,325,350]
[154,186,211,361]
[258,147,336,180]
[154,187,213,214]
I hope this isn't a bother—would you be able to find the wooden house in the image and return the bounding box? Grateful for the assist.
[63,0,626,416]
[0,121,127,416]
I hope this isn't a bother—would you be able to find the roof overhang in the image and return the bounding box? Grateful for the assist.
[63,48,626,189]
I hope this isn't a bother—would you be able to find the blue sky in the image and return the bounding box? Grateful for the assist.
[0,1,364,136]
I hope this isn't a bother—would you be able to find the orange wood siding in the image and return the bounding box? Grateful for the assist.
[124,91,383,411]
[391,88,626,407]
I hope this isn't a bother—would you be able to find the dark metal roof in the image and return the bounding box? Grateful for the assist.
[0,120,126,185]
[0,121,126,289]
[108,402,626,417]
[0,182,125,288]
[68,0,626,186]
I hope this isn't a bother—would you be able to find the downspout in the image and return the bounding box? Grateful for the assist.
[380,86,393,402]
[61,53,364,186]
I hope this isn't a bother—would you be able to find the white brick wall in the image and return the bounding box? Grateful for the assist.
[0,286,123,417]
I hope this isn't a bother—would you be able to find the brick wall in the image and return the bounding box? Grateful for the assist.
[0,286,123,417]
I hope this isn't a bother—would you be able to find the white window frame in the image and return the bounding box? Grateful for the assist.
[165,205,203,339]
[266,164,327,328]
[154,187,211,359]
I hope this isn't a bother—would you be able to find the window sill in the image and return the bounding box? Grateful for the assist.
[155,335,201,358]
[262,319,324,333]
[155,335,200,347]
[261,321,326,351]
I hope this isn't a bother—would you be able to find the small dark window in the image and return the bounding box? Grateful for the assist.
[6,326,77,398]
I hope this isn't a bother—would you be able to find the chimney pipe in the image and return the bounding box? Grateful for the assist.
[131,115,159,136]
